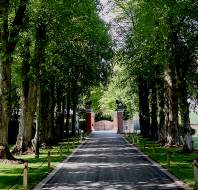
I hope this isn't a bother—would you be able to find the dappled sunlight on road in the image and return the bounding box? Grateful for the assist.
[34,131,185,190]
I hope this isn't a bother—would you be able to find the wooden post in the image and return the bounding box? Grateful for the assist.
[167,151,170,168]
[80,133,82,142]
[23,162,28,189]
[72,138,75,148]
[152,144,156,157]
[67,139,70,152]
[67,142,70,152]
[48,151,51,172]
[137,136,139,144]
[193,160,198,189]
[60,145,63,158]
[143,143,146,151]
[132,135,135,144]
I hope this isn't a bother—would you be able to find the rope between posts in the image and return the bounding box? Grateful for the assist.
[7,168,24,190]
[175,163,192,169]
[167,155,192,169]
[29,156,49,170]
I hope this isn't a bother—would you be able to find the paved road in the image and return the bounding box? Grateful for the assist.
[34,131,187,190]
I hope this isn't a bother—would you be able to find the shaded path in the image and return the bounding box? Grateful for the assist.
[34,131,187,190]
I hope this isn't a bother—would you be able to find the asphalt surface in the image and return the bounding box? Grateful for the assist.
[34,131,186,190]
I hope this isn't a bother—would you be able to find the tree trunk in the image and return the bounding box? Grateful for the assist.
[0,2,11,148]
[40,85,49,145]
[47,83,55,144]
[61,99,65,139]
[176,48,193,152]
[35,82,41,158]
[158,79,166,145]
[0,62,11,158]
[151,80,158,141]
[14,83,37,153]
[138,77,150,137]
[71,100,77,136]
[55,87,62,141]
[65,92,71,136]
[164,62,178,146]
[0,0,28,158]
[34,23,47,157]
[13,40,37,154]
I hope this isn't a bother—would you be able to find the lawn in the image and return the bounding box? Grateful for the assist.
[126,134,198,189]
[0,136,83,190]
[193,136,198,150]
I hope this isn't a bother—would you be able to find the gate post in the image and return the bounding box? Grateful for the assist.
[116,101,124,134]
[85,101,94,133]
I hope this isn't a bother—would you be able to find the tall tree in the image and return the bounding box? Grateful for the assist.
[0,0,28,158]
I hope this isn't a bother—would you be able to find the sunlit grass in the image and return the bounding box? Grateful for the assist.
[126,134,198,189]
[193,136,198,149]
[0,137,82,190]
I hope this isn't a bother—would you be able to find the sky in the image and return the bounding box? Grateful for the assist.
[99,0,130,49]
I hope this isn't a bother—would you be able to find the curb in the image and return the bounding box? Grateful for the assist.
[32,137,89,190]
[122,135,193,190]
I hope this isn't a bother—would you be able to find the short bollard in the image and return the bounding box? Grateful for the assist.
[143,143,146,151]
[193,159,198,189]
[152,144,156,157]
[166,151,171,168]
[132,136,135,144]
[136,136,139,144]
[67,141,70,152]
[60,145,63,158]
[23,162,28,189]
[48,151,51,172]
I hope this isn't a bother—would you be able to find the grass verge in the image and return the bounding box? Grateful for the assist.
[125,134,198,189]
[0,136,84,190]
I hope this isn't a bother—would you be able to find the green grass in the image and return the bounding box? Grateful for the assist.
[193,136,198,150]
[126,134,198,189]
[0,137,83,190]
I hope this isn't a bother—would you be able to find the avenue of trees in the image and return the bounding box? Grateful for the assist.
[0,0,112,159]
[1,0,197,160]
[113,0,198,152]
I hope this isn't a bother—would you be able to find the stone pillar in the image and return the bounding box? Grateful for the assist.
[117,108,124,134]
[85,109,92,133]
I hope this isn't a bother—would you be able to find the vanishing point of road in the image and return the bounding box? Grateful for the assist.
[34,131,189,190]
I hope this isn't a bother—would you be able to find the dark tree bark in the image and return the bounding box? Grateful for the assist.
[150,79,158,141]
[71,100,77,136]
[34,23,47,157]
[40,84,49,145]
[13,40,37,154]
[0,0,28,158]
[164,62,178,146]
[138,77,150,137]
[65,92,71,136]
[55,86,64,141]
[176,45,193,151]
[158,79,166,144]
[47,83,56,144]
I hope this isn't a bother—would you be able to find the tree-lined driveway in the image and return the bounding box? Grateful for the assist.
[34,131,187,190]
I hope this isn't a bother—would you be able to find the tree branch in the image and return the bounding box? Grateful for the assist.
[7,0,28,54]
